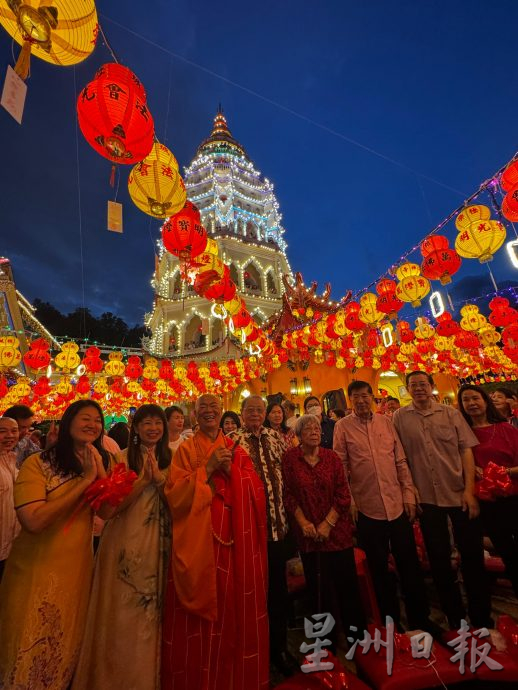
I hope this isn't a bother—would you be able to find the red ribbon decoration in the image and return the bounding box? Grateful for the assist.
[84,462,138,511]
[64,463,138,532]
[474,461,513,501]
[498,615,518,649]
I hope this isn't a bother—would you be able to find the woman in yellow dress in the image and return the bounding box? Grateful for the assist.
[0,399,110,690]
[72,403,172,690]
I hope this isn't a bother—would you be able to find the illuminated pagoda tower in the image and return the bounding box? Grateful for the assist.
[145,108,293,358]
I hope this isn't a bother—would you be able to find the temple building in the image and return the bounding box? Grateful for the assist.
[145,108,293,358]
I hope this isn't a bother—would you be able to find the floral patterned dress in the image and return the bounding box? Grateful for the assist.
[71,449,171,690]
[0,453,95,690]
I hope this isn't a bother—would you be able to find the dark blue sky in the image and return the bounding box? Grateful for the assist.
[1,0,517,327]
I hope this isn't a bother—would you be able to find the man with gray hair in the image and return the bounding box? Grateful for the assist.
[232,394,298,677]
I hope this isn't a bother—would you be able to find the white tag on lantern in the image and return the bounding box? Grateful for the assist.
[107,200,123,233]
[1,66,27,124]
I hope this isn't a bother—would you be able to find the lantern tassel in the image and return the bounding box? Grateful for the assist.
[109,164,116,188]
[14,40,32,81]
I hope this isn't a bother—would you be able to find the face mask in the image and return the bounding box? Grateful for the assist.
[307,405,322,417]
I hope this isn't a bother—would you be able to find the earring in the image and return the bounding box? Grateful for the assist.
[133,435,138,445]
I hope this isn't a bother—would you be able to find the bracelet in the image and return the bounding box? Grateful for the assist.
[325,517,336,528]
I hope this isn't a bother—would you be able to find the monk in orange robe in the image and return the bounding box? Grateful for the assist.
[161,394,269,690]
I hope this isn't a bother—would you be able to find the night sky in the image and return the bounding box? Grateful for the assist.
[0,0,517,330]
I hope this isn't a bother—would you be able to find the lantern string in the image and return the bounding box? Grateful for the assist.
[163,56,173,146]
[73,66,87,340]
[352,152,518,299]
[98,13,467,198]
[98,22,120,64]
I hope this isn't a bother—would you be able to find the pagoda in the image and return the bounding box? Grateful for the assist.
[145,108,293,358]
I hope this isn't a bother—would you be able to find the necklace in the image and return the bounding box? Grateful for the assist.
[212,528,234,547]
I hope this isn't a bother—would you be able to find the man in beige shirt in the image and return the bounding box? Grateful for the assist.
[393,371,492,629]
[334,380,430,631]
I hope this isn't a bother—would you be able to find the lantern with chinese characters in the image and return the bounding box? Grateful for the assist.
[489,297,518,328]
[395,263,430,307]
[54,342,80,371]
[142,357,160,380]
[397,320,414,343]
[359,292,383,325]
[0,336,21,370]
[501,194,518,222]
[82,346,104,373]
[414,318,435,340]
[23,338,51,370]
[104,351,125,377]
[344,301,364,332]
[455,205,506,263]
[161,202,207,260]
[435,312,461,337]
[128,142,186,218]
[376,279,403,319]
[192,254,226,297]
[125,356,143,379]
[420,235,462,285]
[478,326,500,347]
[460,304,487,332]
[76,375,91,395]
[0,0,98,81]
[77,63,154,167]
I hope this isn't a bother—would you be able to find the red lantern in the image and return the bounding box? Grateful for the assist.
[33,376,51,397]
[82,346,104,373]
[161,201,207,260]
[125,355,143,379]
[23,338,51,370]
[489,297,518,328]
[501,195,518,222]
[76,375,91,395]
[344,302,364,331]
[501,162,518,192]
[397,321,414,344]
[435,312,461,337]
[77,63,154,166]
[420,235,462,285]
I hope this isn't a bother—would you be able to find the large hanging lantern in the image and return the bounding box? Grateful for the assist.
[0,0,98,80]
[395,262,430,307]
[161,201,207,259]
[459,304,487,332]
[77,63,155,166]
[375,279,403,319]
[420,235,462,285]
[501,161,518,193]
[128,142,186,218]
[455,205,506,263]
[359,292,383,325]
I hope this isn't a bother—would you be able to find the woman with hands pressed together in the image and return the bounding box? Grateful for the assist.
[72,404,172,690]
[0,399,110,690]
[282,414,366,651]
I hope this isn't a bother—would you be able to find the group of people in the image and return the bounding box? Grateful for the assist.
[0,374,517,690]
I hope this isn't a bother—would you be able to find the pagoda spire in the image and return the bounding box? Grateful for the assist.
[196,107,246,157]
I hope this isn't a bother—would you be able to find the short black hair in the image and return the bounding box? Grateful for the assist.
[347,380,373,397]
[304,396,320,410]
[220,410,241,431]
[405,371,434,387]
[386,396,399,403]
[3,404,35,421]
[165,405,184,422]
[494,387,517,400]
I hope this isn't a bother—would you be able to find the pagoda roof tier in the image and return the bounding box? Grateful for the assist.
[196,108,247,158]
[265,272,352,343]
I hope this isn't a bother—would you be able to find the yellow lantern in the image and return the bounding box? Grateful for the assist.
[434,336,453,352]
[55,377,72,395]
[0,336,21,369]
[459,305,487,332]
[455,206,506,263]
[395,263,430,307]
[0,0,98,80]
[94,379,108,395]
[142,357,159,380]
[104,352,125,377]
[359,292,383,325]
[205,238,219,256]
[478,327,500,347]
[128,142,186,218]
[314,349,324,364]
[414,318,435,340]
[335,357,346,369]
[10,377,31,398]
[54,341,80,371]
